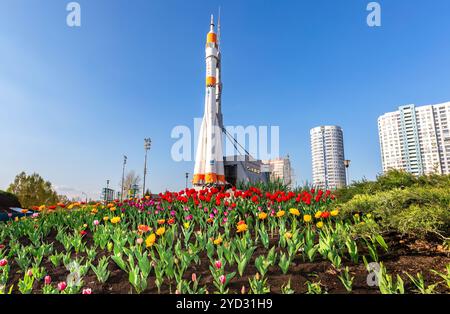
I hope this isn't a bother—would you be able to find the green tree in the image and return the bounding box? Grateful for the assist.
[7,172,59,208]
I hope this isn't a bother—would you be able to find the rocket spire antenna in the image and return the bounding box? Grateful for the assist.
[217,7,221,48]
[210,14,214,32]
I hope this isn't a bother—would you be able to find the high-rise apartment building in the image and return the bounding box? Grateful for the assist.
[378,102,450,175]
[310,126,347,189]
[262,155,293,187]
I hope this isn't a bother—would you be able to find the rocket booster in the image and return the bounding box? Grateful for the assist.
[193,15,225,186]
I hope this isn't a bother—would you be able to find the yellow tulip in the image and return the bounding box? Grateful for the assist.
[213,236,223,245]
[331,209,339,217]
[289,208,300,216]
[303,214,312,223]
[156,227,165,236]
[276,210,285,218]
[145,233,156,247]
[258,212,268,220]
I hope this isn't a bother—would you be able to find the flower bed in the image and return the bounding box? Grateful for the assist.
[0,186,449,294]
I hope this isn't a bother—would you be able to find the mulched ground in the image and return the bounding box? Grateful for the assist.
[4,231,450,294]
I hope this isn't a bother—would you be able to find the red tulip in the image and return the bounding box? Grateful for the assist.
[215,260,222,269]
[219,275,226,285]
[44,275,52,285]
[58,281,67,291]
[0,258,8,267]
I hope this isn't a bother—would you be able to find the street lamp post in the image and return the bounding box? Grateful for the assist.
[105,180,110,204]
[344,159,351,186]
[185,172,189,189]
[121,155,127,201]
[81,192,87,203]
[143,138,152,198]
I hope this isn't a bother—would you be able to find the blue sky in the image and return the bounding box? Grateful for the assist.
[1,0,449,199]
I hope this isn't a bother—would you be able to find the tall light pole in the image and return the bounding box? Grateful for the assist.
[121,155,127,201]
[143,138,152,198]
[344,159,351,186]
[81,192,87,203]
[185,172,189,189]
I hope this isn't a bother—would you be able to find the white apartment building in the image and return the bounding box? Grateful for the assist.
[378,102,450,175]
[262,155,293,187]
[310,126,347,189]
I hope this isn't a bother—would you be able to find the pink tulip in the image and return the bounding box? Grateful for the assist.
[191,273,197,282]
[215,260,222,269]
[44,275,52,285]
[82,288,92,295]
[136,238,143,245]
[0,258,8,267]
[93,220,99,226]
[27,269,33,277]
[32,213,39,218]
[219,275,226,285]
[58,281,67,291]
[7,213,12,218]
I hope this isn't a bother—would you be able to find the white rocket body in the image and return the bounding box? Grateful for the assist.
[193,16,225,186]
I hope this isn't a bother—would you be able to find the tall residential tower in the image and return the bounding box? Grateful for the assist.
[310,126,347,189]
[378,102,450,175]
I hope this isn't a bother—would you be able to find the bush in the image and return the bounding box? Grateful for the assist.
[340,187,450,238]
[0,190,21,209]
[335,169,450,203]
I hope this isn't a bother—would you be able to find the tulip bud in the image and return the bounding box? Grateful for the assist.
[93,220,99,226]
[27,269,33,277]
[58,281,67,291]
[241,285,246,294]
[255,272,260,280]
[136,238,143,245]
[175,289,181,294]
[44,275,52,285]
[0,258,8,267]
[82,288,92,294]
[219,275,226,285]
[215,260,222,269]
[191,273,197,282]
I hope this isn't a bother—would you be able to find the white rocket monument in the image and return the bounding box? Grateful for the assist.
[193,15,226,186]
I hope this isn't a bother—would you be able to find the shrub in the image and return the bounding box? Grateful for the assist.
[0,190,21,209]
[340,187,450,238]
